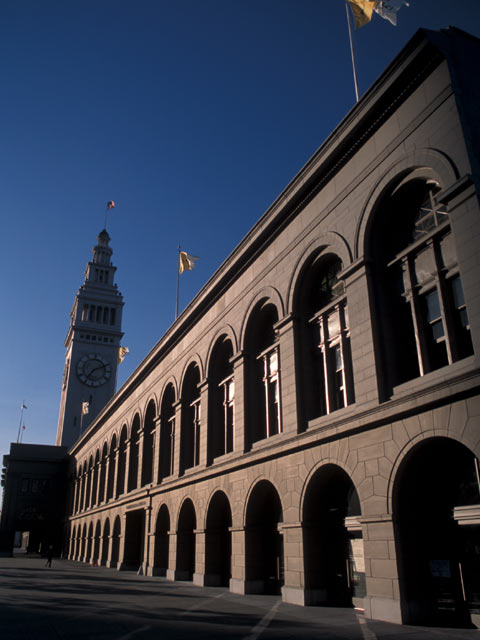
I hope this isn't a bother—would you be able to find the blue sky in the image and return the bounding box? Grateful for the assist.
[1,0,480,465]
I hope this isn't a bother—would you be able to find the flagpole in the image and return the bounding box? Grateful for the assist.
[345,1,360,102]
[16,402,26,443]
[175,245,181,320]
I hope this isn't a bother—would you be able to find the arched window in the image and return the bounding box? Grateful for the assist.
[106,434,117,501]
[159,384,175,481]
[128,414,141,491]
[208,337,234,463]
[180,364,201,474]
[116,426,127,497]
[371,179,473,392]
[142,400,156,486]
[244,300,281,447]
[296,254,354,422]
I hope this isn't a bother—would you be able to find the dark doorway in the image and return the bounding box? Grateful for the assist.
[153,505,170,576]
[123,509,145,571]
[205,491,232,586]
[101,519,110,566]
[245,480,284,594]
[176,499,196,580]
[303,464,364,607]
[110,516,121,568]
[394,437,480,627]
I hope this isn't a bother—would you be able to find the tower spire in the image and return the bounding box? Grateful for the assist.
[56,229,124,447]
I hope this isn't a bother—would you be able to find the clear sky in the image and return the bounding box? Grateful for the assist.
[1,0,480,466]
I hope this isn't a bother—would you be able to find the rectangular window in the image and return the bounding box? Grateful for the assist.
[450,275,473,359]
[423,288,448,369]
[259,347,281,438]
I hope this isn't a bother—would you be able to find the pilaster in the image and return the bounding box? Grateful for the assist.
[172,401,182,478]
[281,522,307,605]
[198,380,209,468]
[229,526,246,594]
[274,315,300,435]
[361,514,402,624]
[166,531,178,581]
[231,352,245,453]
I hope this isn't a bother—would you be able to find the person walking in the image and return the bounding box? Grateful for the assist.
[45,545,54,568]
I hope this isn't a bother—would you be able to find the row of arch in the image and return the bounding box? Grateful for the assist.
[70,463,362,602]
[69,436,480,626]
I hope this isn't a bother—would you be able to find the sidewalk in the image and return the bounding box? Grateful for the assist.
[0,557,478,640]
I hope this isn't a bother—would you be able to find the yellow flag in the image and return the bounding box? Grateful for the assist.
[348,0,377,29]
[179,251,199,274]
[118,346,130,364]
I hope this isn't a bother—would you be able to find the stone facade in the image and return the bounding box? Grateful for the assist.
[64,28,480,628]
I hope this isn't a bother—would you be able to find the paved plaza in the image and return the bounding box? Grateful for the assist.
[0,557,478,640]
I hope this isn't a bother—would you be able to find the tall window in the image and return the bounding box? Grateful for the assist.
[298,255,354,422]
[142,400,156,486]
[208,337,234,462]
[159,384,175,481]
[372,179,473,391]
[128,414,141,491]
[245,300,281,446]
[180,363,201,473]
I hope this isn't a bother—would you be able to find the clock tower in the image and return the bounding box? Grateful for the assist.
[56,229,124,448]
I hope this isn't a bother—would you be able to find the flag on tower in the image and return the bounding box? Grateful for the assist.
[21,402,27,410]
[179,251,199,274]
[118,346,130,363]
[107,200,115,209]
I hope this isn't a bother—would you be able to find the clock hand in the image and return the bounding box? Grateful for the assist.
[88,364,105,377]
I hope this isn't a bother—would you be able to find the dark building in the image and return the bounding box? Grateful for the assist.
[0,444,68,555]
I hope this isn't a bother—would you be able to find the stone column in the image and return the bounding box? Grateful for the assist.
[146,530,157,577]
[166,531,178,581]
[80,472,87,512]
[106,534,114,568]
[229,526,247,594]
[72,478,79,514]
[93,460,101,507]
[281,523,306,605]
[172,401,182,477]
[141,505,152,575]
[198,380,209,468]
[274,315,300,436]
[231,352,245,454]
[112,446,120,498]
[136,428,145,488]
[152,416,161,485]
[117,513,128,571]
[341,259,381,404]
[101,455,110,504]
[193,529,207,586]
[123,437,132,495]
[362,514,402,624]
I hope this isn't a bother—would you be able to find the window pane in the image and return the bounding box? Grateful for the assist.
[269,350,278,375]
[451,276,465,309]
[328,311,340,337]
[425,290,441,324]
[431,320,444,341]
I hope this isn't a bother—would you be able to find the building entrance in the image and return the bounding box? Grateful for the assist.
[123,509,145,571]
[394,437,480,627]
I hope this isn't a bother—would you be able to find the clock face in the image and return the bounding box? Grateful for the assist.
[76,354,112,387]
